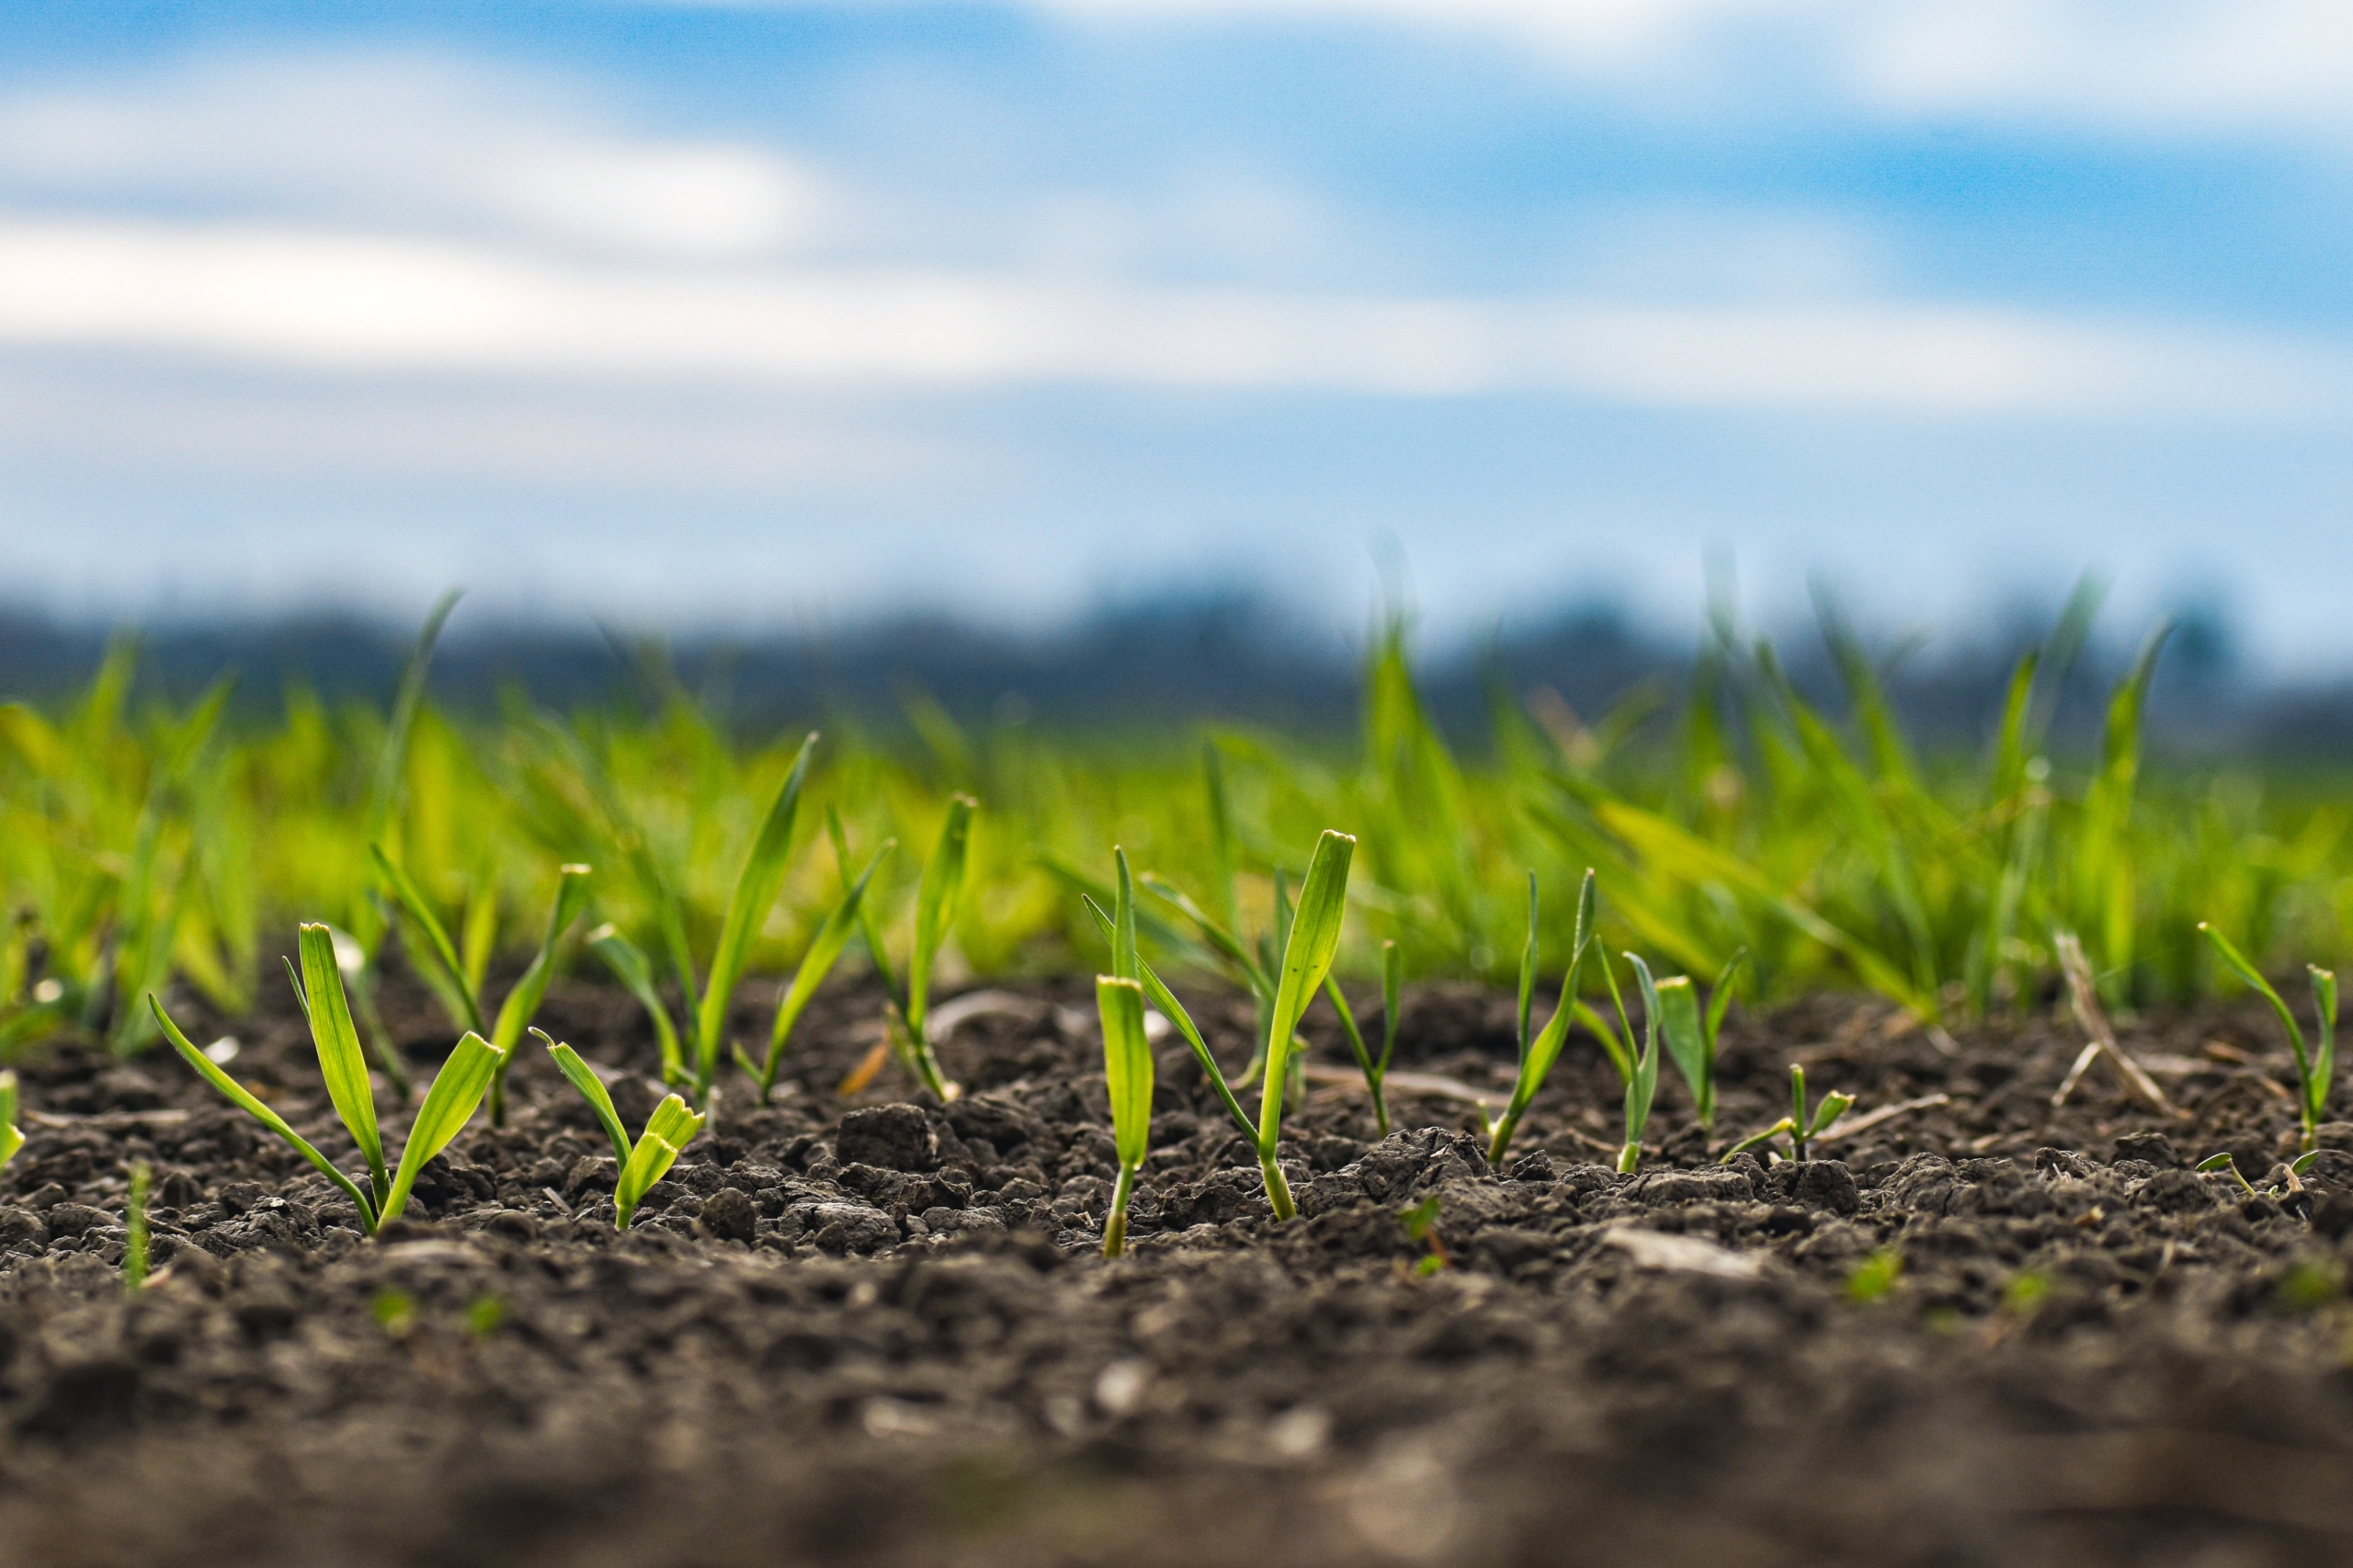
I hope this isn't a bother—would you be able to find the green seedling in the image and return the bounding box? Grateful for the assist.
[149,924,507,1235]
[1088,834,1355,1218]
[122,1161,150,1297]
[2195,1152,2255,1198]
[373,851,593,1124]
[1846,1248,1903,1304]
[1723,1064,1854,1163]
[583,922,684,1086]
[838,796,977,1102]
[1617,953,1665,1174]
[1082,850,1256,1143]
[1486,869,1598,1165]
[1096,974,1153,1258]
[2200,922,2337,1153]
[1253,830,1355,1219]
[1657,949,1745,1131]
[733,835,894,1103]
[1399,1192,1449,1276]
[537,1029,708,1228]
[0,1070,20,1173]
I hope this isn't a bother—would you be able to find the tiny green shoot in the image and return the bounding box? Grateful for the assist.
[735,837,893,1103]
[1619,952,1665,1174]
[1486,869,1597,1165]
[0,1069,21,1174]
[122,1160,151,1296]
[1657,948,1745,1131]
[1255,830,1356,1220]
[2196,1151,2261,1199]
[692,734,819,1105]
[894,794,977,1103]
[2199,922,2336,1153]
[1398,1192,1448,1276]
[150,926,509,1235]
[537,1028,708,1228]
[1097,974,1153,1258]
[374,851,592,1124]
[1723,1064,1855,1163]
[1845,1248,1903,1304]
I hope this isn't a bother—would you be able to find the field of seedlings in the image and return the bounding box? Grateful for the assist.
[9,599,2353,1567]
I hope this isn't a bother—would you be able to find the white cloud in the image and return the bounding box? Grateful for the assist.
[1,216,2340,417]
[0,52,826,258]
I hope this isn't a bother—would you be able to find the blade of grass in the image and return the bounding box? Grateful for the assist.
[1255,830,1355,1218]
[585,924,683,1086]
[538,1029,632,1166]
[149,994,378,1232]
[379,1029,507,1225]
[617,1095,705,1228]
[1488,869,1597,1165]
[299,922,388,1209]
[1083,894,1256,1142]
[369,846,484,1035]
[1098,974,1153,1257]
[486,864,593,1123]
[900,794,975,1101]
[752,842,891,1100]
[694,733,817,1100]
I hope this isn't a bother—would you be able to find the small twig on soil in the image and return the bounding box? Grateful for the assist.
[2051,930,2175,1115]
[1813,1093,1950,1144]
[1301,1062,1486,1105]
[25,1108,192,1130]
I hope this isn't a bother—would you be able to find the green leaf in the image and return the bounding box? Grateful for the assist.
[2293,1149,2321,1176]
[2312,965,2338,1126]
[616,1095,706,1227]
[1516,871,1538,1060]
[1112,848,1141,982]
[0,1070,21,1171]
[1653,974,1708,1128]
[760,842,891,1094]
[149,994,378,1231]
[379,1029,508,1224]
[585,924,683,1086]
[834,806,902,1004]
[1256,830,1355,1160]
[1204,740,1240,933]
[371,845,485,1035]
[2196,1152,2236,1173]
[488,865,593,1122]
[1809,1089,1855,1137]
[300,923,388,1206]
[907,794,976,1042]
[1097,975,1154,1170]
[540,1030,632,1166]
[1620,952,1664,1173]
[1487,870,1598,1165]
[695,734,817,1094]
[2200,923,2313,1094]
[1705,948,1745,1052]
[1083,895,1256,1142]
[1137,874,1271,1000]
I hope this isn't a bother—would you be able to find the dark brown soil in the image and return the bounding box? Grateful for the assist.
[6,964,2353,1568]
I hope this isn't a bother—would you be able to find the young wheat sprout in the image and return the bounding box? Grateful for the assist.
[0,1070,21,1174]
[2200,922,2336,1154]
[539,1029,708,1228]
[150,922,508,1235]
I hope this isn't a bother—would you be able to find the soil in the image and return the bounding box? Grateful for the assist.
[6,964,2353,1568]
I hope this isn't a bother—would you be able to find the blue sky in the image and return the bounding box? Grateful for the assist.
[4,2,2351,665]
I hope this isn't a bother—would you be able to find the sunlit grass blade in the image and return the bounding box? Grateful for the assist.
[694,733,817,1100]
[900,793,976,1102]
[2200,920,2312,1092]
[1256,829,1355,1219]
[1487,870,1597,1165]
[1620,953,1665,1174]
[1138,873,1272,1000]
[1097,974,1154,1257]
[585,924,683,1086]
[370,845,485,1035]
[616,1094,706,1229]
[1380,937,1402,1080]
[1653,972,1707,1127]
[379,1028,507,1225]
[149,994,379,1232]
[538,1028,631,1166]
[2079,624,2173,1004]
[0,1069,21,1171]
[1204,739,1240,933]
[1084,895,1256,1141]
[1515,871,1538,1063]
[300,922,388,1208]
[751,841,891,1101]
[1112,848,1142,982]
[2313,965,2338,1129]
[487,863,593,1122]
